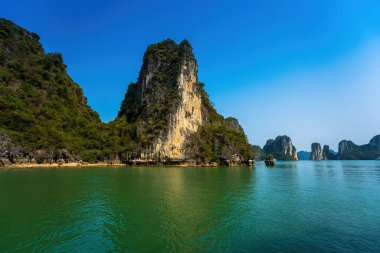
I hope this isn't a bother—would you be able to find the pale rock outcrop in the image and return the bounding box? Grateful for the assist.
[151,54,202,159]
[310,143,323,160]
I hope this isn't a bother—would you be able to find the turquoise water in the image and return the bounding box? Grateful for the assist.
[0,161,380,252]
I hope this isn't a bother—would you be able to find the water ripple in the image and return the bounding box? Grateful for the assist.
[0,163,380,252]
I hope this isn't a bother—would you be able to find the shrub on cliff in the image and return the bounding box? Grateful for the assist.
[185,121,253,163]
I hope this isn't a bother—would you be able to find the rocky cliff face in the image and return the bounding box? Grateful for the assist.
[338,140,354,159]
[150,43,202,159]
[322,145,337,160]
[263,135,298,160]
[310,143,336,160]
[0,132,81,167]
[0,133,22,166]
[117,40,253,165]
[118,40,202,159]
[310,143,323,160]
[338,135,380,160]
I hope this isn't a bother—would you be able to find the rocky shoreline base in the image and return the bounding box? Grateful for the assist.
[1,133,253,169]
[0,162,125,169]
[1,159,254,169]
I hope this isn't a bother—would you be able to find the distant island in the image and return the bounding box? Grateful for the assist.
[255,135,380,161]
[307,135,380,160]
[254,135,299,161]
[0,18,253,167]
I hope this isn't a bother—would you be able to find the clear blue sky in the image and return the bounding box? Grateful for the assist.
[1,0,380,151]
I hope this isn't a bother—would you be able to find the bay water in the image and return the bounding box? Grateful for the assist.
[0,161,379,252]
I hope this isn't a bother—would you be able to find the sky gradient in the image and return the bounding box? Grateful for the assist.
[1,0,380,151]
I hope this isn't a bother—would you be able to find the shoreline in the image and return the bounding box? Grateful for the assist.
[2,160,378,169]
[1,161,254,169]
[1,162,127,169]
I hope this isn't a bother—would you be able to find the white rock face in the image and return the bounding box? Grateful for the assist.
[310,143,323,160]
[285,140,299,160]
[152,58,202,159]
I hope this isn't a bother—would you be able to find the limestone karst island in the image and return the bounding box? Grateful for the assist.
[1,1,380,252]
[0,19,252,167]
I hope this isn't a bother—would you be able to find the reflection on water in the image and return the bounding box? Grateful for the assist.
[0,162,380,252]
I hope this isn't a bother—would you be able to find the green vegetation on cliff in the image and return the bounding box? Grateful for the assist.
[186,82,252,163]
[0,18,106,161]
[185,121,253,163]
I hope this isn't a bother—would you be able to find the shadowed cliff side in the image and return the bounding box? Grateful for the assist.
[338,135,380,160]
[310,143,323,160]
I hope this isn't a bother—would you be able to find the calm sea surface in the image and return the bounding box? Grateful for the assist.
[0,161,380,252]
